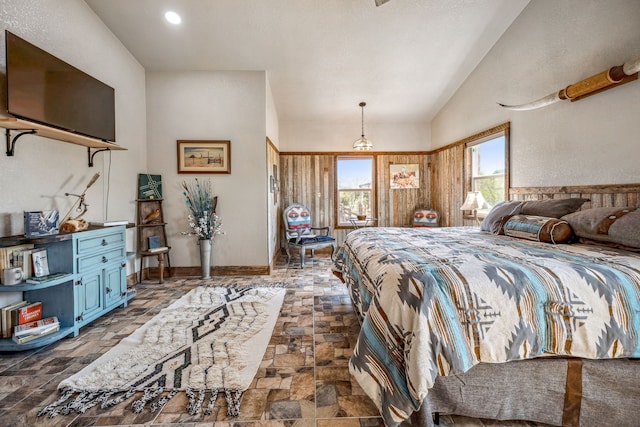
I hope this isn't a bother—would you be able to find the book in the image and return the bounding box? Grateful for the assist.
[13,302,42,325]
[20,248,35,279]
[25,272,72,284]
[1,301,27,338]
[24,210,60,237]
[31,249,50,277]
[12,320,60,344]
[89,220,129,227]
[0,244,34,280]
[13,316,59,337]
[148,235,161,249]
[147,246,168,253]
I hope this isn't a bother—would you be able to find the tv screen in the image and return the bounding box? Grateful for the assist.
[5,31,116,143]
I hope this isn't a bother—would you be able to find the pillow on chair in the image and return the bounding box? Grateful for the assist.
[413,209,439,227]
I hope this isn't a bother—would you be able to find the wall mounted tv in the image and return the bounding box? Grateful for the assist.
[5,30,116,143]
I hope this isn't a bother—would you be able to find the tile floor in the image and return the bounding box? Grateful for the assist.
[0,254,550,427]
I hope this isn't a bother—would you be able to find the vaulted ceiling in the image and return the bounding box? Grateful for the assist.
[85,0,529,125]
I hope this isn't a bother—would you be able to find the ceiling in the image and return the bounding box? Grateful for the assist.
[84,0,529,126]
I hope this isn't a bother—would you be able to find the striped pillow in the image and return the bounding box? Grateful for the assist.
[502,215,573,244]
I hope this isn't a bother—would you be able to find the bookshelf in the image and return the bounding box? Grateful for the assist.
[136,199,171,283]
[0,226,128,351]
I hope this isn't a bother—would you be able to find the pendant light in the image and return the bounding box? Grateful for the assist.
[353,101,373,151]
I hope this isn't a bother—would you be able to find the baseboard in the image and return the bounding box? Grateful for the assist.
[142,265,271,278]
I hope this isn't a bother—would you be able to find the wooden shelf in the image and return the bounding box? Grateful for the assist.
[0,116,126,150]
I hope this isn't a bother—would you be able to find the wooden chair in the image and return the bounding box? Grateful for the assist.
[413,208,439,227]
[283,203,336,267]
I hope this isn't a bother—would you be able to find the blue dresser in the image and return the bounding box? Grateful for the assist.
[0,226,128,351]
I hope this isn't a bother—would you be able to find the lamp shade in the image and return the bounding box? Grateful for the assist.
[353,101,373,151]
[353,136,373,151]
[460,191,487,211]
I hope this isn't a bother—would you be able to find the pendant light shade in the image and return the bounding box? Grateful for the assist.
[353,101,373,151]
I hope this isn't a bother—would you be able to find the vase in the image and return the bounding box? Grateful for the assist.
[199,239,212,279]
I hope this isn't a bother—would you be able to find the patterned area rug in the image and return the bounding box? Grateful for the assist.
[39,284,286,418]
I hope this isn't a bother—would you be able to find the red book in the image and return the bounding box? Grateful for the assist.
[15,302,43,324]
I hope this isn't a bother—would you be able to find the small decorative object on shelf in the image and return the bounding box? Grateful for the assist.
[24,210,60,237]
[143,208,161,224]
[59,172,101,232]
[181,178,224,279]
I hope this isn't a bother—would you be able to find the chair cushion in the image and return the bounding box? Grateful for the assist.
[295,235,335,244]
[413,209,439,227]
[285,206,311,230]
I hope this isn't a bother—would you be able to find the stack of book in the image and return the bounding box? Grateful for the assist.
[0,245,54,284]
[12,316,59,344]
[1,301,43,338]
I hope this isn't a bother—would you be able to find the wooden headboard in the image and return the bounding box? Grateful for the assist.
[509,183,640,209]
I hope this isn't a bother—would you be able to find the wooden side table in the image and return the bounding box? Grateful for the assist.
[349,218,378,229]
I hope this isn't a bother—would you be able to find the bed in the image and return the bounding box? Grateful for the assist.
[333,204,640,427]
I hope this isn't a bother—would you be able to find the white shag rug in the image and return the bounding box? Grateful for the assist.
[39,284,286,418]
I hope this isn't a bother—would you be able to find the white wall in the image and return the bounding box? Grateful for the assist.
[431,0,640,187]
[266,75,280,263]
[0,0,147,303]
[280,121,430,152]
[266,75,279,149]
[146,71,269,268]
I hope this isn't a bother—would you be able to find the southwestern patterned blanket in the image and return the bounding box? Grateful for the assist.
[333,227,640,426]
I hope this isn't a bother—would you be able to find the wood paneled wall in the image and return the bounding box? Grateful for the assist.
[279,152,431,246]
[510,184,640,208]
[429,144,465,227]
[278,148,639,252]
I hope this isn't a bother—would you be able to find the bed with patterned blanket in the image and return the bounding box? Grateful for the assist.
[333,226,640,427]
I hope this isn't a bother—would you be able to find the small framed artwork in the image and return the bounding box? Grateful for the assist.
[24,210,60,237]
[390,163,419,189]
[177,140,231,174]
[137,174,163,199]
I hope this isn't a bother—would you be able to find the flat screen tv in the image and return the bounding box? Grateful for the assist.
[5,30,116,143]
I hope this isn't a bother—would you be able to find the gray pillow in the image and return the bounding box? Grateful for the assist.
[562,207,640,249]
[520,198,589,218]
[480,201,523,234]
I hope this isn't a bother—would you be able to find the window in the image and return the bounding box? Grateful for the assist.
[464,124,510,216]
[336,156,375,227]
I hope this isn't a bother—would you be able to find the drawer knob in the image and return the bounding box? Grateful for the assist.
[101,239,108,246]
[106,287,112,294]
[76,314,83,321]
[75,279,83,286]
[102,256,108,263]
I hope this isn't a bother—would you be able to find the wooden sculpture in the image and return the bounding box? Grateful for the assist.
[59,173,100,232]
[498,57,640,111]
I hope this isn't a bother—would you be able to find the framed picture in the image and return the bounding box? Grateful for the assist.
[137,174,163,199]
[24,210,60,237]
[177,140,231,174]
[390,163,419,189]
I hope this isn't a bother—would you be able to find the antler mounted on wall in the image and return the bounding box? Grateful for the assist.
[498,57,640,111]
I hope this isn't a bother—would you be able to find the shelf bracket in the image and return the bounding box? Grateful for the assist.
[87,147,110,167]
[5,129,37,156]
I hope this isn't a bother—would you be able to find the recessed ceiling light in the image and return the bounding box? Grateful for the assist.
[165,11,182,25]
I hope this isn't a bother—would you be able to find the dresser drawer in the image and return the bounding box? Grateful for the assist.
[77,247,125,272]
[75,228,125,255]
